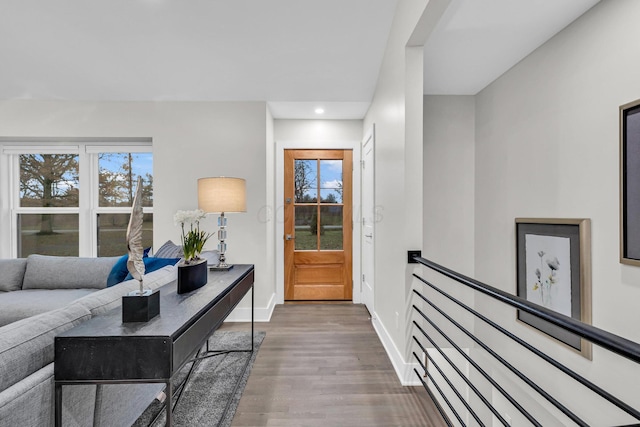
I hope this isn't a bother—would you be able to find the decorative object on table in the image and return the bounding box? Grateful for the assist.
[174,209,212,294]
[515,218,592,359]
[177,258,208,294]
[197,177,247,270]
[123,176,160,323]
[620,98,640,266]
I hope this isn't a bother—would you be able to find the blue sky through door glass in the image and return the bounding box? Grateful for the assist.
[320,160,342,203]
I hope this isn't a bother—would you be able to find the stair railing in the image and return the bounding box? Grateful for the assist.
[410,254,640,427]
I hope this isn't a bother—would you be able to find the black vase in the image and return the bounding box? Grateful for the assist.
[177,258,208,294]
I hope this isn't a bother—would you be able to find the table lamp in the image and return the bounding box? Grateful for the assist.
[197,177,246,270]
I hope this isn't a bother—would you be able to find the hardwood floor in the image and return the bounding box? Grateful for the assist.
[219,304,447,427]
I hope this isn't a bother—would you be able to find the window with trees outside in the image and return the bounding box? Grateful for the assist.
[7,143,153,258]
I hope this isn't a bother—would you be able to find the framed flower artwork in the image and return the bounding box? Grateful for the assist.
[620,98,640,265]
[515,218,592,359]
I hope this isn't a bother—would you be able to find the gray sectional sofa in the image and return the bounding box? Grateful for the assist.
[0,255,120,327]
[0,254,179,427]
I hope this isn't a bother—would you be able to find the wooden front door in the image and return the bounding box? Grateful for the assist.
[284,149,353,300]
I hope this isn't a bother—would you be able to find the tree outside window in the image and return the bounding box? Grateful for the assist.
[15,149,153,257]
[97,152,153,256]
[99,153,153,207]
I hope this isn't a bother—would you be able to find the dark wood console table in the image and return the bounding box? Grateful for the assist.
[54,265,254,426]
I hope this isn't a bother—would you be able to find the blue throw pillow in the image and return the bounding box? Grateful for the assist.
[106,248,152,287]
[124,257,180,281]
[107,254,129,287]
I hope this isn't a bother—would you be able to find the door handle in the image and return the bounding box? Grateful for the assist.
[285,234,295,240]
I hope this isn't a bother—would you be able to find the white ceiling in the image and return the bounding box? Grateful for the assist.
[0,0,600,119]
[423,0,601,94]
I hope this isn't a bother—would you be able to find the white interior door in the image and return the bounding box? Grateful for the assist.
[361,125,375,315]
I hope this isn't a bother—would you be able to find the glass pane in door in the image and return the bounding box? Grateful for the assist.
[294,160,317,203]
[319,160,342,203]
[319,206,343,250]
[295,205,317,250]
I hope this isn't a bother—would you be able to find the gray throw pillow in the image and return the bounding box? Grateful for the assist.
[154,240,184,258]
[22,255,119,290]
[0,259,27,292]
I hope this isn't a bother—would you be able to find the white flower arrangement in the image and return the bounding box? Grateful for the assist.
[173,209,206,226]
[173,209,211,263]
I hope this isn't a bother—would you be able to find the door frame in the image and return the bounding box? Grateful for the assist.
[361,125,375,315]
[275,140,361,305]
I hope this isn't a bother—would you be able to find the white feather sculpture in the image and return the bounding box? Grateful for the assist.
[126,176,146,295]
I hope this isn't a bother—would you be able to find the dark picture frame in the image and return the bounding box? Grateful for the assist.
[620,99,640,266]
[515,218,592,359]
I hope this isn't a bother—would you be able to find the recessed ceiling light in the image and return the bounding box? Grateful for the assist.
[314,108,325,114]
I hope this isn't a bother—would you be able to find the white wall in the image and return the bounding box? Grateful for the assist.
[473,1,640,424]
[423,95,475,275]
[417,96,475,356]
[363,0,430,384]
[274,120,362,142]
[0,100,276,319]
[422,95,478,423]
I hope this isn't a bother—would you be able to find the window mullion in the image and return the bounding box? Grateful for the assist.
[77,147,91,256]
[90,149,100,257]
[14,207,79,214]
[10,155,20,258]
[4,154,18,258]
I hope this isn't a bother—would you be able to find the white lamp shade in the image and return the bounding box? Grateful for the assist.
[198,177,246,213]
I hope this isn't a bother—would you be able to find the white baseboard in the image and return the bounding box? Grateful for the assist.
[224,292,276,322]
[372,312,422,386]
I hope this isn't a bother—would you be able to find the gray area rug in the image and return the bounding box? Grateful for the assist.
[133,330,265,427]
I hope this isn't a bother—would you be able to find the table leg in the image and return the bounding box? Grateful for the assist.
[54,382,62,427]
[165,380,173,426]
[251,283,254,352]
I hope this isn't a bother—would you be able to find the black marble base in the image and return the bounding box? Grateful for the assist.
[122,290,160,323]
